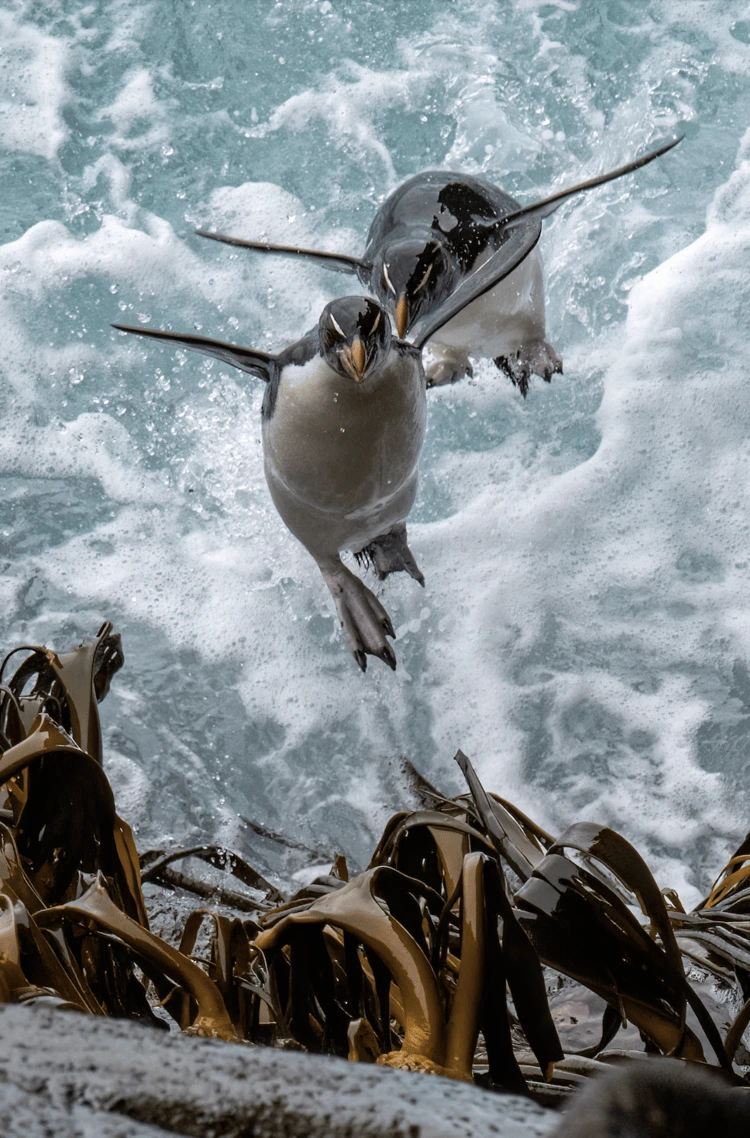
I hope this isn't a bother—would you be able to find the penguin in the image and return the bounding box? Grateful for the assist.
[196,136,681,394]
[112,241,524,672]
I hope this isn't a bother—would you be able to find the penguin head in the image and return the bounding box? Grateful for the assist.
[319,296,393,383]
[372,239,454,338]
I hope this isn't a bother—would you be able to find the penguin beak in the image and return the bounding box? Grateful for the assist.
[395,294,408,339]
[341,336,367,382]
[351,336,366,379]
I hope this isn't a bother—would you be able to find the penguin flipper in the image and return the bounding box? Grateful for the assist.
[196,230,369,276]
[111,324,276,381]
[408,221,540,351]
[410,135,683,352]
[493,134,683,232]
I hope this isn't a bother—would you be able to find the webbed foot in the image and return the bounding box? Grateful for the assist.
[357,526,424,585]
[321,561,397,673]
[424,344,473,388]
[425,357,473,388]
[495,340,562,397]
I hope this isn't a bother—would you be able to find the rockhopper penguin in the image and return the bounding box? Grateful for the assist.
[112,238,531,672]
[197,136,681,394]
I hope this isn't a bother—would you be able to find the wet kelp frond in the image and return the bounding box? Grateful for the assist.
[0,628,749,1106]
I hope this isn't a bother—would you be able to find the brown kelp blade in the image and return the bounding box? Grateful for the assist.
[455,750,543,880]
[256,866,448,1073]
[0,623,748,1102]
[37,874,237,1040]
[0,714,144,921]
[0,624,122,762]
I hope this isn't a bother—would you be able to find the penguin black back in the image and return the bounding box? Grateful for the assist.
[364,169,537,273]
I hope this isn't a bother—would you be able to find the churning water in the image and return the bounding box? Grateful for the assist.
[2,0,750,900]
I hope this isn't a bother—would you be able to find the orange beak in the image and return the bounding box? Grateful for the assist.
[340,336,367,382]
[350,336,366,380]
[395,294,408,339]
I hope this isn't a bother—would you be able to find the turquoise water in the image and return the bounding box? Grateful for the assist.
[2,0,750,897]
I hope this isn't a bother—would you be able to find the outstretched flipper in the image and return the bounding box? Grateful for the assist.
[196,230,370,277]
[409,135,683,354]
[319,558,397,673]
[490,135,683,234]
[111,323,277,382]
[357,525,425,585]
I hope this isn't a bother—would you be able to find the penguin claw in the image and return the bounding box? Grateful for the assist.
[322,561,398,674]
[425,358,473,388]
[542,357,563,383]
[495,339,562,395]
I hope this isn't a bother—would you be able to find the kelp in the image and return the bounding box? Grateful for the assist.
[0,627,748,1105]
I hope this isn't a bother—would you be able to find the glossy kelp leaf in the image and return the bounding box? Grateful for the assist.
[548,824,731,1069]
[662,840,750,993]
[256,866,448,1073]
[483,858,563,1079]
[672,916,750,981]
[0,892,96,1013]
[37,874,237,1041]
[514,852,730,1066]
[0,624,123,763]
[371,808,495,900]
[0,715,145,920]
[442,853,486,1081]
[178,910,264,1038]
[703,854,750,911]
[550,823,686,993]
[488,793,554,855]
[454,750,542,881]
[1,624,748,1101]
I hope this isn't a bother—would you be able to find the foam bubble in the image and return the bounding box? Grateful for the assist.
[0,10,70,161]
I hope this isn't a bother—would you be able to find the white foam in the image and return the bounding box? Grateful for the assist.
[97,67,176,151]
[250,62,417,186]
[0,10,70,161]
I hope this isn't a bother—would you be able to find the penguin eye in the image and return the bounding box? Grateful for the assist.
[414,262,433,292]
[328,314,345,339]
[382,263,396,295]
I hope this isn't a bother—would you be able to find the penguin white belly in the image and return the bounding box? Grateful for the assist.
[263,352,426,559]
[429,245,546,360]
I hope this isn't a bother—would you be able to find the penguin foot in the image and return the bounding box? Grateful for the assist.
[425,358,473,388]
[321,562,397,673]
[424,343,473,388]
[495,340,562,397]
[356,526,425,585]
